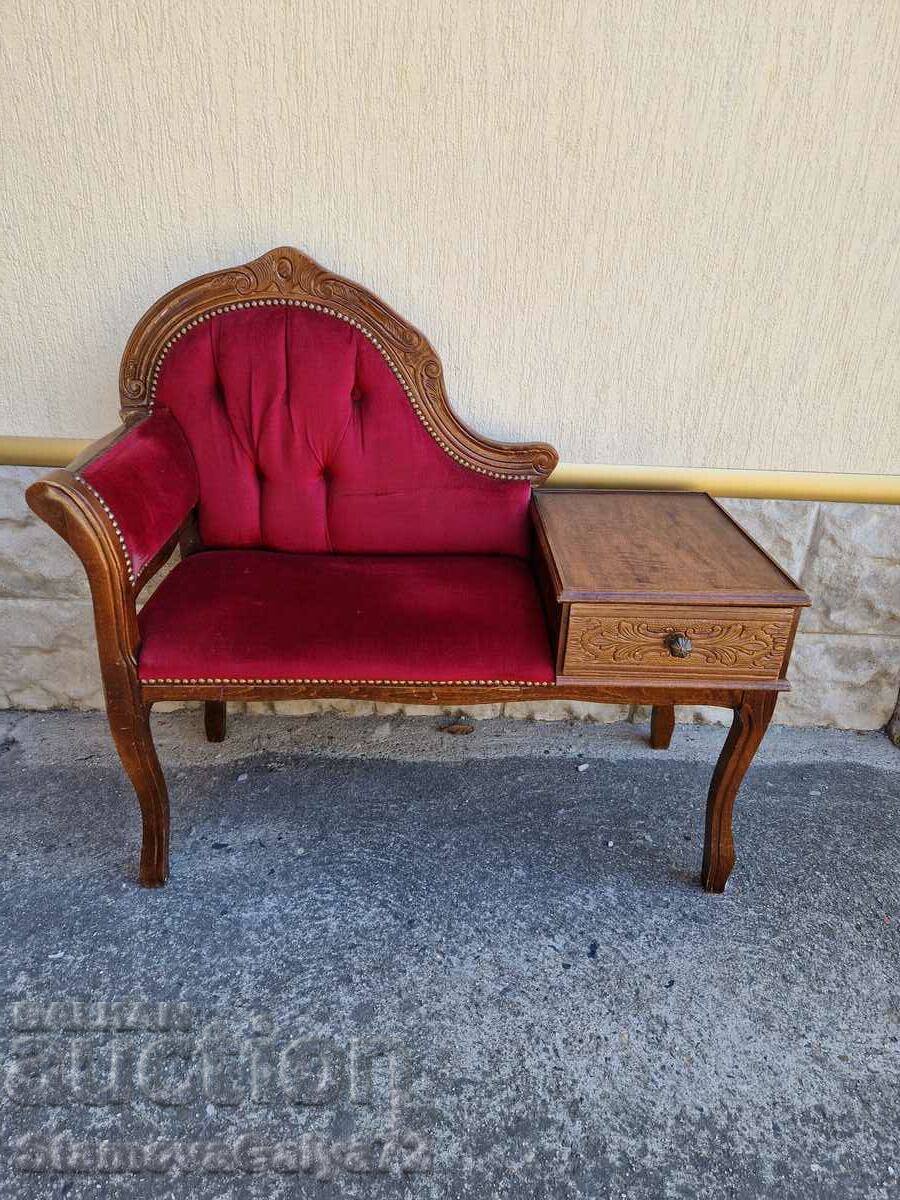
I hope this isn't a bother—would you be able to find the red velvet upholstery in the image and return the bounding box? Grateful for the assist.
[80,412,198,578]
[138,551,554,684]
[154,307,531,557]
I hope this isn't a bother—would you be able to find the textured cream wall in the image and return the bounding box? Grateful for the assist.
[2,0,899,474]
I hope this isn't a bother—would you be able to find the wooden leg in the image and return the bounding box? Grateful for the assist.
[204,700,227,743]
[702,690,778,893]
[650,704,675,750]
[107,701,170,887]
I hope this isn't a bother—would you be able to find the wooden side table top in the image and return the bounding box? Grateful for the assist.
[532,489,810,607]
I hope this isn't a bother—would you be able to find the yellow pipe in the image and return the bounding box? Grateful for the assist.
[547,462,900,504]
[2,436,94,467]
[1,435,897,503]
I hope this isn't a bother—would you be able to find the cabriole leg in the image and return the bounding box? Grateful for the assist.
[204,700,227,743]
[107,701,170,887]
[702,690,778,893]
[650,704,675,750]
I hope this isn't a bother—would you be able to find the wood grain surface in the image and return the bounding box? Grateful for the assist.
[533,491,810,604]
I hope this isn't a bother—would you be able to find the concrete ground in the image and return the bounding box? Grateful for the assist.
[0,710,898,1200]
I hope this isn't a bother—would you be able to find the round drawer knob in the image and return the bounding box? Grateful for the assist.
[666,632,693,659]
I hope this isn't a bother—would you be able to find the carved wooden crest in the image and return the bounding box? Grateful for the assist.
[119,246,558,481]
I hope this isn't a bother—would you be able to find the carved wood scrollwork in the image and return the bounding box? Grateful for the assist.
[580,620,785,668]
[119,246,558,482]
[564,605,794,680]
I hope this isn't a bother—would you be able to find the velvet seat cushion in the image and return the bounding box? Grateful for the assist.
[137,551,555,685]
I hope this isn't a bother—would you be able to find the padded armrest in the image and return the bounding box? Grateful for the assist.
[75,412,199,582]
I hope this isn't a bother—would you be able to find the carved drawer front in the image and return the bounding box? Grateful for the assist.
[563,604,795,681]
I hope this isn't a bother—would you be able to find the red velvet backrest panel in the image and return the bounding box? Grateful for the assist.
[153,307,531,556]
[80,411,199,579]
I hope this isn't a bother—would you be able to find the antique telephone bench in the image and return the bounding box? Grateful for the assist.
[27,248,809,889]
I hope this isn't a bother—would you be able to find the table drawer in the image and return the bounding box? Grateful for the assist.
[562,604,795,681]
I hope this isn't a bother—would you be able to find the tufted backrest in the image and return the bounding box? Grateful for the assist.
[153,305,532,557]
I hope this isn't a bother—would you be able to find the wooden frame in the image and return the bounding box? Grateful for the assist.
[119,245,558,481]
[26,247,793,893]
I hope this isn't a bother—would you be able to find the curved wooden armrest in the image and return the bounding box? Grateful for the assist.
[26,467,144,695]
[25,417,198,703]
[29,415,198,588]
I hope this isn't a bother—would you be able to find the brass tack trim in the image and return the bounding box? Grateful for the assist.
[75,476,136,584]
[141,677,541,686]
[146,299,528,480]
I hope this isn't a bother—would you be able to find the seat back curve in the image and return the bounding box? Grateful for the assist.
[119,246,559,558]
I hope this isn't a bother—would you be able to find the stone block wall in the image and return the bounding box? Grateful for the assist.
[2,466,898,729]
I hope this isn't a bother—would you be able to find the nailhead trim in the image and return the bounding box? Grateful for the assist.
[76,476,136,584]
[142,677,541,686]
[147,298,529,480]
